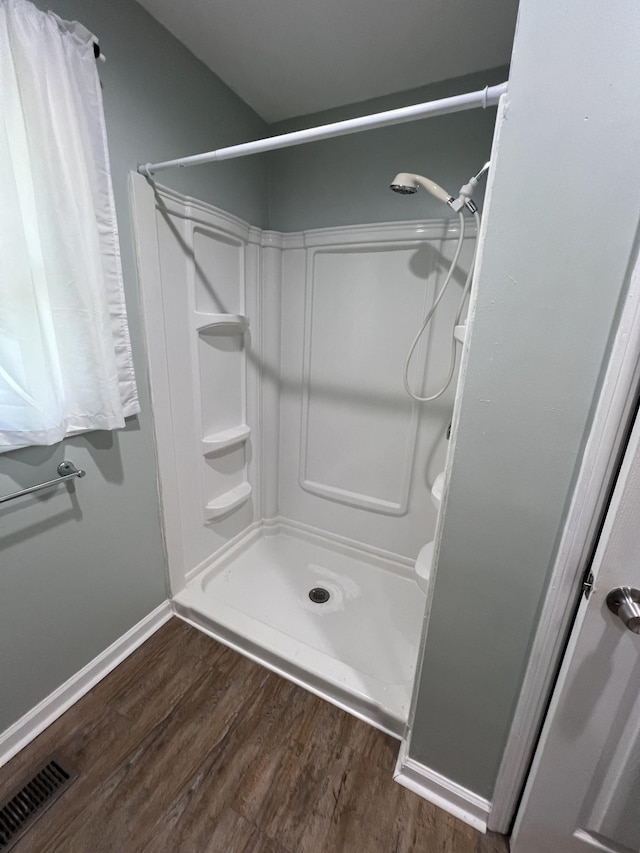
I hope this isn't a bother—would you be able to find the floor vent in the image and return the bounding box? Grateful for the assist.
[0,756,77,851]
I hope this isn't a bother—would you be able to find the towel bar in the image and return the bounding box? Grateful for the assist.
[0,461,86,505]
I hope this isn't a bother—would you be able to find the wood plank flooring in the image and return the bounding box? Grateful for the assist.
[0,618,509,852]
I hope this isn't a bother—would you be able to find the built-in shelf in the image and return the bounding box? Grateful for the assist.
[453,324,466,344]
[201,424,251,456]
[195,312,249,334]
[204,481,252,521]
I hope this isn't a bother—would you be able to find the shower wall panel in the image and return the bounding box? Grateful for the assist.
[134,182,263,587]
[302,246,422,515]
[277,221,476,560]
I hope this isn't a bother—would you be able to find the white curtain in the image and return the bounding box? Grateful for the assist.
[0,0,139,450]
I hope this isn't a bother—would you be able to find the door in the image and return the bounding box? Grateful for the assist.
[512,406,640,852]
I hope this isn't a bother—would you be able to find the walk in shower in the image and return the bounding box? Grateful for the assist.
[132,173,478,734]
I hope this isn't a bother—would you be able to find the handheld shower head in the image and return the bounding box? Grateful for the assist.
[389,177,418,195]
[390,172,453,205]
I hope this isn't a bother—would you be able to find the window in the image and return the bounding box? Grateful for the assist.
[0,0,139,451]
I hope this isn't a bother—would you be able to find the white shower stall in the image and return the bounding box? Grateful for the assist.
[131,174,476,735]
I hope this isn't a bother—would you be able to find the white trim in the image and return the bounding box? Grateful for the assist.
[136,180,261,245]
[129,174,186,596]
[400,99,506,754]
[289,217,476,249]
[394,741,490,833]
[275,217,476,251]
[0,601,173,769]
[488,241,640,831]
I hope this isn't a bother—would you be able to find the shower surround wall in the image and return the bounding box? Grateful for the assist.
[132,174,476,731]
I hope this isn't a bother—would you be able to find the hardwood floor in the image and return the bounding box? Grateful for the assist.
[0,618,509,852]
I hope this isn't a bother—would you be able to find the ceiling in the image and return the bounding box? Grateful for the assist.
[136,0,519,124]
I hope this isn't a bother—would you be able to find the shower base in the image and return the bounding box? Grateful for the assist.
[173,521,426,735]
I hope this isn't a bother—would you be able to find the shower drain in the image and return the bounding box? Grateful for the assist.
[309,587,330,604]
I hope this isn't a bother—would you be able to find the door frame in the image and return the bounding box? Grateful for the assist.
[489,244,640,832]
[511,355,640,852]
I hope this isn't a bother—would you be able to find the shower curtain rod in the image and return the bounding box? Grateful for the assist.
[138,81,508,177]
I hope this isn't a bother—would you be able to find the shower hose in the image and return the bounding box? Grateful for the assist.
[403,209,481,402]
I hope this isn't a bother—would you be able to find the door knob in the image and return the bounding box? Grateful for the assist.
[606,587,640,634]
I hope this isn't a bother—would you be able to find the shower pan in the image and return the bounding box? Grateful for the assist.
[178,522,424,730]
[131,174,478,735]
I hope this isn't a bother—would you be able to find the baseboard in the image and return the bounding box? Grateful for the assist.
[394,740,491,833]
[0,600,173,769]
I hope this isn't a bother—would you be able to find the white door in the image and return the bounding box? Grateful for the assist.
[512,407,640,852]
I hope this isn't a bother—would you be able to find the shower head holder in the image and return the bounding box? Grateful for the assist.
[449,161,491,212]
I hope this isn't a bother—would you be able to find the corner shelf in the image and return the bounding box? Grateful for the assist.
[201,424,251,456]
[195,312,249,334]
[204,482,252,522]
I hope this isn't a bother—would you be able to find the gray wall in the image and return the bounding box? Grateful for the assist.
[267,67,508,232]
[0,0,268,733]
[408,0,640,798]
